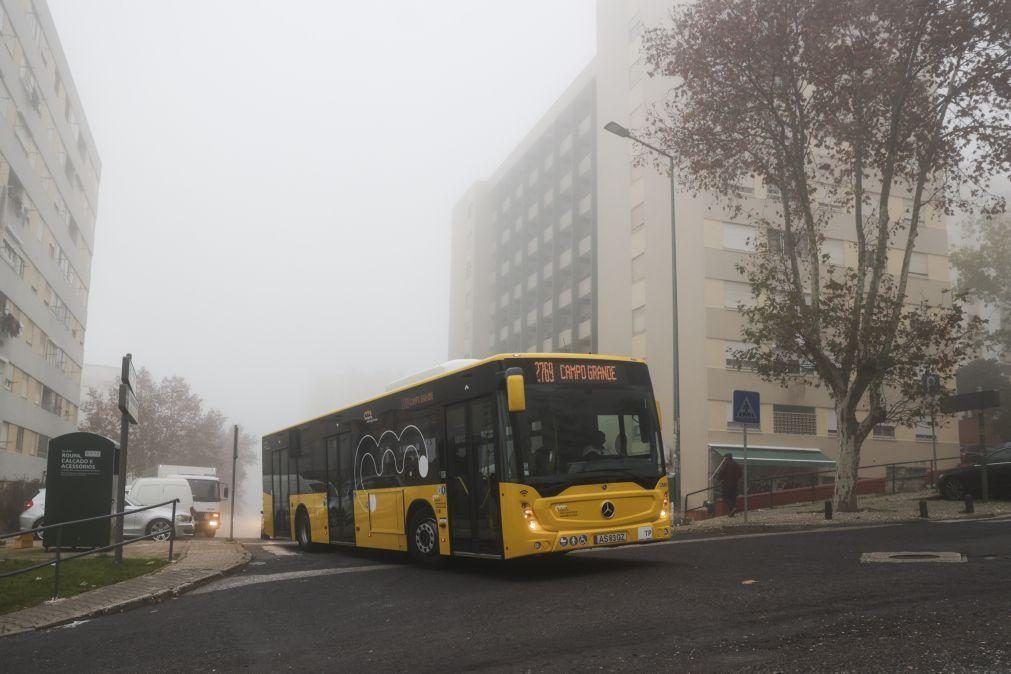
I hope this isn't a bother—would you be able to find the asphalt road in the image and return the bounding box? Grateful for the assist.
[4,517,1011,672]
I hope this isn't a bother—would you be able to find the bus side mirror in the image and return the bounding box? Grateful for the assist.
[506,368,526,412]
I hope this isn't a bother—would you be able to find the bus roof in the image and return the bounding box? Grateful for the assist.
[265,352,644,437]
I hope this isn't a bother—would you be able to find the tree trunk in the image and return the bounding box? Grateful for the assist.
[832,410,861,512]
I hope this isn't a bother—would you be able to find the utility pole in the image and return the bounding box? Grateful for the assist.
[228,424,238,541]
[115,354,139,565]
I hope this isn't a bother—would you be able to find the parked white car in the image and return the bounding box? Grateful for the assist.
[19,488,194,541]
[18,489,46,538]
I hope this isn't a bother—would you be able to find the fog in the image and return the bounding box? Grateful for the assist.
[48,0,596,438]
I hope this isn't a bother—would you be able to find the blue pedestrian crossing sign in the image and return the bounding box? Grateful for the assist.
[733,390,761,425]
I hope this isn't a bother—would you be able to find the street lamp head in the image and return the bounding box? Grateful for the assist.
[604,121,631,138]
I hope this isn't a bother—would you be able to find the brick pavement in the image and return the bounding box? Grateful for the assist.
[0,539,249,637]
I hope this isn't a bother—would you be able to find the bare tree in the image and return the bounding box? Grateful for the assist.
[644,0,1008,509]
[80,369,255,479]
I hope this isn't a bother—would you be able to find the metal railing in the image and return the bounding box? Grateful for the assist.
[681,455,967,521]
[0,499,179,600]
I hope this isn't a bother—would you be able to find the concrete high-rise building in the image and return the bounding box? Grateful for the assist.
[449,0,957,506]
[0,1,100,480]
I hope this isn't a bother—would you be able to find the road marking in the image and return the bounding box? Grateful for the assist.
[192,564,399,594]
[930,514,1011,524]
[262,544,298,556]
[572,523,900,554]
[861,551,966,563]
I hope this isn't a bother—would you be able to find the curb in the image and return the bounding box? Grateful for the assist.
[671,511,1006,538]
[0,545,251,638]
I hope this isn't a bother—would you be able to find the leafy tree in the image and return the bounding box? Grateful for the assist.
[950,214,1011,354]
[79,369,256,481]
[643,0,1007,509]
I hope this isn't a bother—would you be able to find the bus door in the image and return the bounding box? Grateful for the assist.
[272,449,291,538]
[326,432,354,543]
[446,396,502,556]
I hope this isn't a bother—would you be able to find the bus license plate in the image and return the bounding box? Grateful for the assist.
[638,526,653,540]
[594,532,627,545]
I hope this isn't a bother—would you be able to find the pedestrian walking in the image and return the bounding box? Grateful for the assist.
[715,453,743,517]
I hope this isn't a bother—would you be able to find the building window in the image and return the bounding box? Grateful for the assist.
[724,342,758,372]
[773,405,816,435]
[723,281,754,309]
[578,194,592,215]
[578,235,591,257]
[578,154,592,176]
[632,306,646,335]
[723,223,756,252]
[873,424,896,439]
[827,409,838,436]
[915,418,934,441]
[542,299,553,317]
[559,210,572,230]
[559,288,572,308]
[559,248,572,269]
[631,203,645,231]
[543,262,553,279]
[2,239,25,276]
[823,239,845,265]
[631,253,646,282]
[527,272,537,290]
[909,252,928,276]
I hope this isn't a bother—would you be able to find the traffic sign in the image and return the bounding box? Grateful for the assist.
[733,390,761,425]
[922,372,941,395]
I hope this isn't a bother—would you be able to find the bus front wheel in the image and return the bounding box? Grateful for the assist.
[407,508,444,567]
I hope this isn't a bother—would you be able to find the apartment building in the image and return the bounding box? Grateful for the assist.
[449,0,956,505]
[0,1,100,480]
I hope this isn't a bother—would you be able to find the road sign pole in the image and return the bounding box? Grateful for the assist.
[114,393,129,566]
[229,424,238,542]
[979,410,989,502]
[742,423,749,522]
[930,412,937,484]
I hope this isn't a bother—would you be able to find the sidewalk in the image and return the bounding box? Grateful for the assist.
[678,490,1011,535]
[0,538,249,637]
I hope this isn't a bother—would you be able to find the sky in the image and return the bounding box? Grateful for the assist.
[47,0,597,438]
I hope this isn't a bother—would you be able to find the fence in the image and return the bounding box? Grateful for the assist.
[683,455,964,520]
[0,499,178,600]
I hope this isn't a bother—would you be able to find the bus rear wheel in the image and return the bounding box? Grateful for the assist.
[296,511,314,551]
[407,508,444,567]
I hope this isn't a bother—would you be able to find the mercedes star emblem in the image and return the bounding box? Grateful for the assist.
[601,501,615,519]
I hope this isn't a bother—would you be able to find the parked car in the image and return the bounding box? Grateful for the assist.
[937,445,1011,500]
[123,497,194,540]
[18,488,46,539]
[22,489,193,542]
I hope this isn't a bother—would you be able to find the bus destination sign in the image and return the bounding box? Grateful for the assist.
[532,361,626,385]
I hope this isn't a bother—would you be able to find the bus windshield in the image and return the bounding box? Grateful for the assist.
[514,385,664,489]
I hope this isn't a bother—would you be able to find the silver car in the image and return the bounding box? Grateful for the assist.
[124,497,194,540]
[21,491,193,541]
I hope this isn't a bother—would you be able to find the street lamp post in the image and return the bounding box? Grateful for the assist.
[604,121,682,510]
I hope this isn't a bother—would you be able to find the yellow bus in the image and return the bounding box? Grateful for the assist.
[261,354,672,563]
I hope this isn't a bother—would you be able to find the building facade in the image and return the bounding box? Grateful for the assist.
[449,0,957,506]
[0,1,100,480]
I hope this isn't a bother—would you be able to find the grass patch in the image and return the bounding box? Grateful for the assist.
[0,556,169,615]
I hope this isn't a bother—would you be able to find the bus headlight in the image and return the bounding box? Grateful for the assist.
[523,505,539,530]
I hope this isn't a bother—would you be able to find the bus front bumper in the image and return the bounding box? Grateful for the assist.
[516,518,674,558]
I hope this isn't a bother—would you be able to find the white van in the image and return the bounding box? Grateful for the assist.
[127,477,194,523]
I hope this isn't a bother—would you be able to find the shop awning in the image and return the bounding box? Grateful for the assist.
[708,444,836,468]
